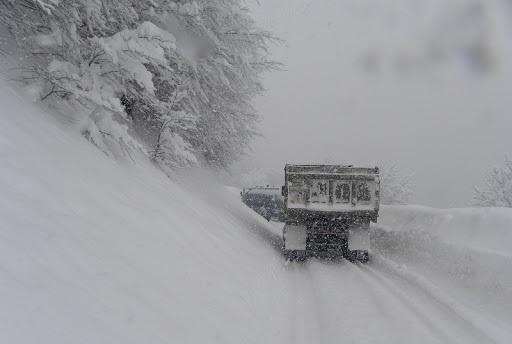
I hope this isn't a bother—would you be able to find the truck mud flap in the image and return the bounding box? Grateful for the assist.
[347,227,370,251]
[283,223,307,250]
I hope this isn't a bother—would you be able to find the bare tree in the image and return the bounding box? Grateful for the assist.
[472,155,512,207]
[379,164,413,205]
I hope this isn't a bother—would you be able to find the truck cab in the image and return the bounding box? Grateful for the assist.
[281,164,380,261]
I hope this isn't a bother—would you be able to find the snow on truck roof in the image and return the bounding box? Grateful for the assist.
[243,186,282,196]
[285,165,379,175]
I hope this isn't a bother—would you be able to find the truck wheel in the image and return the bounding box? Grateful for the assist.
[283,249,306,262]
[357,251,369,263]
[345,250,369,263]
[283,249,294,261]
[296,250,306,262]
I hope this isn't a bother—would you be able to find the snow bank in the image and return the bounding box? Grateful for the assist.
[374,205,512,323]
[379,204,512,254]
[2,73,512,342]
[0,78,287,344]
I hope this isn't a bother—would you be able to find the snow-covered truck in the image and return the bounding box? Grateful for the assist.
[241,186,285,222]
[281,164,380,262]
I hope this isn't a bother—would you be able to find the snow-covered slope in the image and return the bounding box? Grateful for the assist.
[0,78,289,343]
[374,204,512,341]
[2,77,512,343]
[379,205,512,253]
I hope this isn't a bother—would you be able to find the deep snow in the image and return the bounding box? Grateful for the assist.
[0,78,288,343]
[1,77,512,343]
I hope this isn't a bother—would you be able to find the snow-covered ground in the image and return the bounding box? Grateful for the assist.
[1,77,512,343]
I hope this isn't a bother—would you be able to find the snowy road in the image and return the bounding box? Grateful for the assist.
[285,259,494,343]
[2,77,512,343]
[264,219,512,344]
[277,237,511,343]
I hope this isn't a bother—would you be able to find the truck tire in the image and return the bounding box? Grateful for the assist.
[345,250,369,263]
[283,249,294,261]
[283,249,306,262]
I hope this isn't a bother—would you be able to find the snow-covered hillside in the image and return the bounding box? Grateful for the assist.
[0,78,288,343]
[1,77,512,343]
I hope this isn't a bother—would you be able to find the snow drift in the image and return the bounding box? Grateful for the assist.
[378,204,512,253]
[0,78,288,343]
[374,204,512,333]
[2,75,512,343]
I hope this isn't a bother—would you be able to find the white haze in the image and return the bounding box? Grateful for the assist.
[247,0,512,207]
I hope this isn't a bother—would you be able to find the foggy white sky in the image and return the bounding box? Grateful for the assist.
[246,0,512,207]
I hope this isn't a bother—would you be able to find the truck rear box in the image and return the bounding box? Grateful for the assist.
[281,164,380,261]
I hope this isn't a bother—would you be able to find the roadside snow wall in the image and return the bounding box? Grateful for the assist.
[0,77,287,344]
[374,205,512,321]
[378,204,512,253]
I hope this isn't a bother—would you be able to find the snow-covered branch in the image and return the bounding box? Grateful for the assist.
[472,155,512,207]
[379,164,414,205]
[1,0,282,169]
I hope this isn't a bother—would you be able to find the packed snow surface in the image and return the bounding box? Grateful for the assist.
[1,77,512,343]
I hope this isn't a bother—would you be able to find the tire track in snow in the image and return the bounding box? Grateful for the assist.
[286,262,299,344]
[302,258,494,343]
[332,261,455,344]
[305,259,399,343]
[291,258,439,343]
[345,262,392,317]
[286,261,324,344]
[369,254,508,343]
[347,261,455,343]
[302,260,328,344]
[284,262,313,344]
[356,263,465,344]
[281,251,509,343]
[304,260,355,343]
